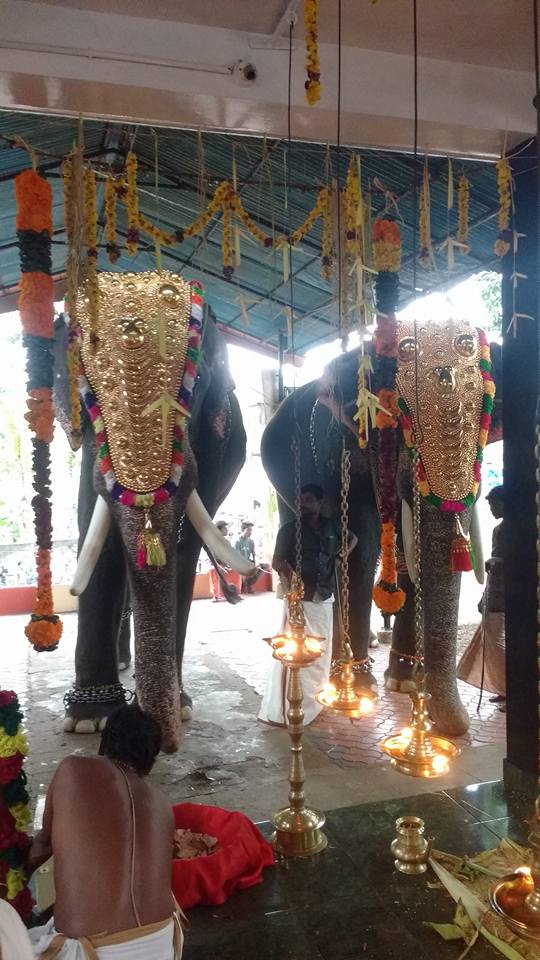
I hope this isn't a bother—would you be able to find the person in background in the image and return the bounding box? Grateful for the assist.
[258,483,357,726]
[457,485,506,708]
[235,522,256,594]
[27,704,184,959]
[209,521,242,602]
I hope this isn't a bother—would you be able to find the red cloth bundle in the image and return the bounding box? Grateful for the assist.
[171,803,274,909]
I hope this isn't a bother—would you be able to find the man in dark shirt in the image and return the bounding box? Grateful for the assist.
[259,484,357,726]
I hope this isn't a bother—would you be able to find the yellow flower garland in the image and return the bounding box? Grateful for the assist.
[0,730,28,759]
[494,157,512,257]
[5,867,25,901]
[304,0,321,106]
[457,174,470,253]
[125,152,140,255]
[221,195,233,279]
[344,159,360,259]
[8,802,31,832]
[104,177,120,263]
[84,168,100,349]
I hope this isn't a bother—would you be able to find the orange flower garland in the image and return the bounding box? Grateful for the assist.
[370,218,405,616]
[15,169,62,651]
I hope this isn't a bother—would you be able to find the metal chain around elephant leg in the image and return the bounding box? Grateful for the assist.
[412,445,425,686]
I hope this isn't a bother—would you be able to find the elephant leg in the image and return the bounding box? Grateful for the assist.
[175,524,201,721]
[117,500,182,754]
[385,573,417,694]
[346,484,380,692]
[64,436,127,734]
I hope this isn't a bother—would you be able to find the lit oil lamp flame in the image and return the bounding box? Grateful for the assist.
[431,754,449,775]
[358,696,374,715]
[318,683,337,705]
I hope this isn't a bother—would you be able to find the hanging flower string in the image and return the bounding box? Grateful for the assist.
[15,169,63,652]
[457,174,470,253]
[304,0,321,106]
[418,158,433,268]
[0,691,33,923]
[62,156,82,440]
[104,176,120,263]
[125,151,140,255]
[370,218,406,616]
[494,157,512,257]
[84,168,100,349]
[344,158,361,259]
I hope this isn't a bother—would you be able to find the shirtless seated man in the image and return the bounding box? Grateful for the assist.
[27,704,184,959]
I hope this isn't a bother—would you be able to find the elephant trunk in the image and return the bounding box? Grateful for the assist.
[420,501,470,736]
[71,489,254,597]
[112,499,182,753]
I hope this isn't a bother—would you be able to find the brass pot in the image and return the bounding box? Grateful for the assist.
[390,816,432,874]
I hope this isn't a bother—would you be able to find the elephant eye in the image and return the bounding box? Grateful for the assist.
[398,337,417,362]
[454,333,476,357]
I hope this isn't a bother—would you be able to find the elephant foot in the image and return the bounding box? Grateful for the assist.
[369,631,379,649]
[352,665,378,696]
[384,674,417,694]
[118,660,131,673]
[180,690,193,722]
[385,648,417,694]
[63,684,129,735]
[429,697,470,737]
[63,716,108,734]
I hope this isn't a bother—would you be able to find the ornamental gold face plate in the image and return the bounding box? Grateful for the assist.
[396,318,483,502]
[78,270,191,493]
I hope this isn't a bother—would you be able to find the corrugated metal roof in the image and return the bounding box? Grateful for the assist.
[0,110,500,353]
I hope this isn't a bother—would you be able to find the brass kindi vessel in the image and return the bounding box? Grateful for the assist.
[390,816,433,875]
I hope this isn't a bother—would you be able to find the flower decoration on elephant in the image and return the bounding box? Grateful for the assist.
[76,271,204,569]
[0,691,33,923]
[395,319,495,573]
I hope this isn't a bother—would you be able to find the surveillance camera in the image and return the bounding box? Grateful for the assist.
[229,60,257,85]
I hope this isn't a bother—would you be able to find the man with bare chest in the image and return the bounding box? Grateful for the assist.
[28,704,183,959]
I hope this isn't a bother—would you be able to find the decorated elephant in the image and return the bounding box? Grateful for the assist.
[53,271,252,752]
[261,317,501,737]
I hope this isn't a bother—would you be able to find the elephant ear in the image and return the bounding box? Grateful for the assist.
[52,313,87,451]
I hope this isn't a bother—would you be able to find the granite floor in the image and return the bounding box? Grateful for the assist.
[185,780,535,960]
[3,595,508,827]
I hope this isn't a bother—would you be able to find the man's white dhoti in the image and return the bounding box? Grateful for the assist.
[0,898,34,960]
[28,915,183,960]
[258,597,333,726]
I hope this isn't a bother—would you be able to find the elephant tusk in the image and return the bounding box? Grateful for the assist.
[469,502,485,585]
[70,495,112,596]
[185,490,255,575]
[401,499,416,583]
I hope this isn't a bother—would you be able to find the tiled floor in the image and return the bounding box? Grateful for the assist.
[3,594,507,825]
[185,781,534,960]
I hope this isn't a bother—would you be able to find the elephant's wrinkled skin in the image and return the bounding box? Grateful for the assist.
[261,338,501,737]
[54,304,246,752]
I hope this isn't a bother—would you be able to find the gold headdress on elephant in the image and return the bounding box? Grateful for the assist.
[77,270,203,567]
[396,317,495,571]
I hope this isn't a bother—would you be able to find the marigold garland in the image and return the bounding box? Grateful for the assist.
[125,151,140,255]
[457,174,470,253]
[344,158,361,258]
[84,168,100,349]
[418,159,432,268]
[371,218,405,616]
[0,691,33,923]
[15,169,62,652]
[494,157,512,257]
[104,176,120,263]
[304,0,321,106]
[62,153,82,441]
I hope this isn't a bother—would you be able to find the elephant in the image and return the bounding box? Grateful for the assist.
[261,318,501,737]
[53,271,252,752]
